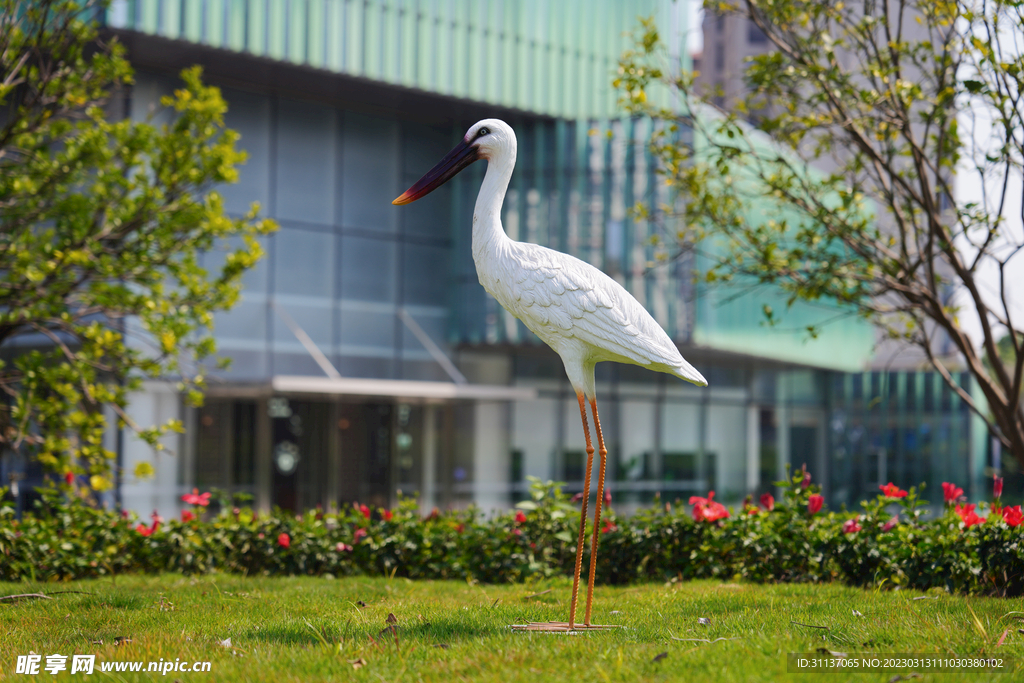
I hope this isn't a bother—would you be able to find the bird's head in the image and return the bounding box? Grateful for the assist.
[392,119,514,205]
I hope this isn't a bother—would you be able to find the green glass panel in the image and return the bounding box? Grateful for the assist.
[267,0,285,60]
[183,0,201,42]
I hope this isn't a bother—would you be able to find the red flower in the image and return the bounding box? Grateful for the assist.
[1002,505,1023,527]
[455,523,464,534]
[181,510,195,523]
[513,528,523,536]
[688,491,730,522]
[604,489,612,507]
[801,471,811,489]
[993,476,1003,500]
[759,493,775,511]
[150,510,164,527]
[842,518,862,534]
[956,503,983,527]
[136,523,154,537]
[515,510,527,524]
[601,520,617,533]
[882,516,898,532]
[335,542,353,552]
[879,482,908,499]
[359,504,371,520]
[382,509,393,522]
[747,506,761,515]
[277,533,290,549]
[64,471,74,486]
[807,494,824,514]
[121,509,130,520]
[942,482,964,505]
[570,492,584,504]
[181,488,211,507]
[354,528,367,543]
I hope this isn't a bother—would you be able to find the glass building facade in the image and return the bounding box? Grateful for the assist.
[98,0,995,521]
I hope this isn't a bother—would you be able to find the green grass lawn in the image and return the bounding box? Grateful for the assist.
[1,575,1022,682]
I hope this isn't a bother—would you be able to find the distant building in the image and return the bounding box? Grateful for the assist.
[83,0,988,520]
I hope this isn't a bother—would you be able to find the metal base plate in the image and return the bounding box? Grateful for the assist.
[510,621,620,633]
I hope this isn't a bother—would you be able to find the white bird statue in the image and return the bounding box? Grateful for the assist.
[394,119,707,631]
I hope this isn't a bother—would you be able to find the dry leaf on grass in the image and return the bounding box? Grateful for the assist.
[652,652,668,663]
[348,658,367,670]
[697,617,710,625]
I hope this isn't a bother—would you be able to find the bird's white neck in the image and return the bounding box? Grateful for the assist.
[472,150,515,262]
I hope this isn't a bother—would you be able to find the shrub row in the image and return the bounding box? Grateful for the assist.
[1,472,1021,595]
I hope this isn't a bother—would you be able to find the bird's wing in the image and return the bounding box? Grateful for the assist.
[497,242,684,368]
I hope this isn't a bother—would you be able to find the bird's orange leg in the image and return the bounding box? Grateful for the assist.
[584,398,608,626]
[568,392,595,630]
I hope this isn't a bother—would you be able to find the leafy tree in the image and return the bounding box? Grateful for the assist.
[616,1,1024,468]
[0,0,275,490]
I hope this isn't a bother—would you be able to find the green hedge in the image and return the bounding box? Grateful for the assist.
[1,473,1021,595]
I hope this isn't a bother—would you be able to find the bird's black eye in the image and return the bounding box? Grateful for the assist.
[477,127,490,137]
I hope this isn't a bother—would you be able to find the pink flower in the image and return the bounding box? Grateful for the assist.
[801,471,811,489]
[570,492,584,504]
[515,510,527,524]
[843,518,862,534]
[181,510,195,523]
[181,488,211,507]
[359,504,371,520]
[354,528,367,543]
[882,516,898,532]
[688,491,730,522]
[1002,505,1022,527]
[942,482,964,505]
[335,542,353,552]
[513,528,523,536]
[64,471,74,486]
[956,503,983,527]
[993,476,1003,500]
[136,523,154,537]
[382,509,393,521]
[759,493,775,511]
[121,509,130,520]
[150,510,164,527]
[257,532,265,539]
[807,494,824,514]
[604,489,612,507]
[879,482,908,499]
[277,533,290,548]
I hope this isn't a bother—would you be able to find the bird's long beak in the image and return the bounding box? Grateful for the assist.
[392,139,480,205]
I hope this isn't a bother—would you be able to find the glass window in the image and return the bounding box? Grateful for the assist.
[402,243,450,306]
[706,403,748,497]
[273,227,335,298]
[273,301,334,348]
[340,306,396,354]
[341,235,396,302]
[341,112,399,232]
[275,99,336,225]
[401,122,455,238]
[512,396,559,482]
[214,300,267,344]
[220,88,271,216]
